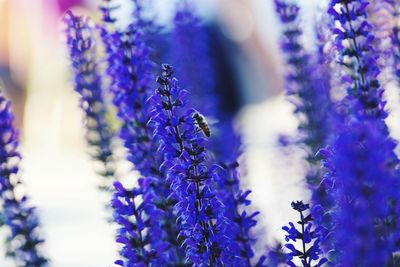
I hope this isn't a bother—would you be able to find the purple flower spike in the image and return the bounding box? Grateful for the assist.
[150,64,248,266]
[322,1,400,265]
[274,0,332,185]
[329,0,386,119]
[64,10,117,196]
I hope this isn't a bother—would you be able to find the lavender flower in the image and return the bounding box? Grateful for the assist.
[64,11,116,194]
[64,7,165,266]
[0,93,48,266]
[100,2,157,177]
[99,2,185,264]
[150,64,242,265]
[282,201,327,267]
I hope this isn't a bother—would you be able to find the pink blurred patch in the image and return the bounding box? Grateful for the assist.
[57,0,85,13]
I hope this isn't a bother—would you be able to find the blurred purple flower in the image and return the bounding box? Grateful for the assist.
[64,10,117,197]
[0,93,48,266]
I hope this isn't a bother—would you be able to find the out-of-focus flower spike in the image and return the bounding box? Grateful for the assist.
[64,10,117,196]
[322,120,399,266]
[172,2,218,117]
[274,0,332,185]
[0,92,48,266]
[275,2,334,260]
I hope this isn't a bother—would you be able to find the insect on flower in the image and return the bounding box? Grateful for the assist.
[192,110,211,137]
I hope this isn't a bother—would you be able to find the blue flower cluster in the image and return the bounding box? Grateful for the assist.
[0,93,48,266]
[151,65,226,266]
[171,4,264,265]
[100,6,157,177]
[328,0,386,119]
[282,201,327,267]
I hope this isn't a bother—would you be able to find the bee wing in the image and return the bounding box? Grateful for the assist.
[204,116,219,126]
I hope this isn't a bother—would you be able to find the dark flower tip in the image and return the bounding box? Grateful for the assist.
[291,201,309,212]
[162,64,173,77]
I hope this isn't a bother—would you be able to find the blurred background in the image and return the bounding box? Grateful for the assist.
[0,0,327,266]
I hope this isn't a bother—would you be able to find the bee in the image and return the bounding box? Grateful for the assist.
[192,111,211,137]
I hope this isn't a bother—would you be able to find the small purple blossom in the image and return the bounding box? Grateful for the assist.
[213,142,264,266]
[275,2,334,260]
